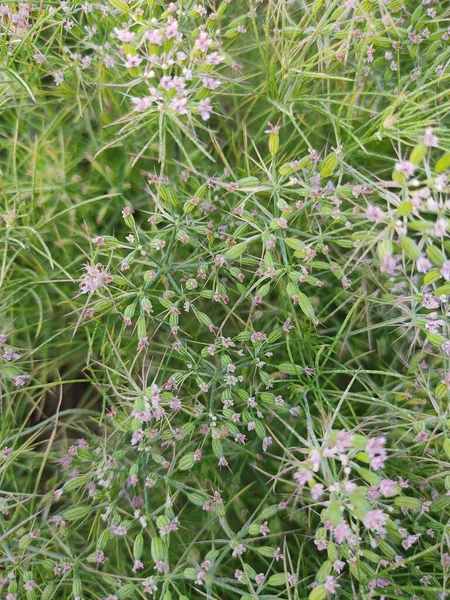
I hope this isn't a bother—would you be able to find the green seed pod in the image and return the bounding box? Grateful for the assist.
[269,133,279,156]
[178,452,195,471]
[321,153,339,177]
[97,528,111,550]
[72,575,83,599]
[41,584,56,600]
[133,533,144,560]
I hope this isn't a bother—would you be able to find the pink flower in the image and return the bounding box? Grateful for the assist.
[23,581,37,591]
[125,55,142,68]
[205,52,223,65]
[363,509,388,532]
[14,375,30,387]
[54,71,64,86]
[131,96,153,112]
[171,97,188,115]
[79,265,112,294]
[199,98,213,121]
[232,543,246,557]
[395,160,415,178]
[113,28,135,42]
[265,122,280,135]
[202,76,220,89]
[195,31,212,52]
[311,483,324,501]
[417,256,432,273]
[366,205,385,223]
[160,76,172,90]
[294,468,313,486]
[262,436,272,451]
[142,577,158,595]
[164,19,178,39]
[333,522,351,544]
[435,217,447,236]
[380,255,396,275]
[2,349,21,361]
[133,560,144,572]
[324,576,339,594]
[335,430,353,452]
[366,436,387,470]
[380,479,397,497]
[424,127,438,147]
[259,521,270,536]
[333,560,345,574]
[440,260,450,281]
[144,29,163,45]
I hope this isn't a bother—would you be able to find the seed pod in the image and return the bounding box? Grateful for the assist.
[178,453,195,471]
[393,496,422,511]
[186,492,209,506]
[269,133,279,156]
[133,533,144,560]
[436,152,450,174]
[41,584,56,600]
[296,291,315,320]
[72,576,83,599]
[18,534,31,549]
[320,153,339,177]
[183,568,197,580]
[212,438,223,458]
[137,315,147,340]
[256,546,275,557]
[401,236,420,260]
[267,573,287,586]
[224,241,248,260]
[426,245,446,266]
[410,142,427,165]
[316,559,332,583]
[61,506,92,521]
[118,583,136,598]
[97,528,111,550]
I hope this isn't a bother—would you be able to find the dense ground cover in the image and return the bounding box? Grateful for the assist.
[1,0,450,598]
